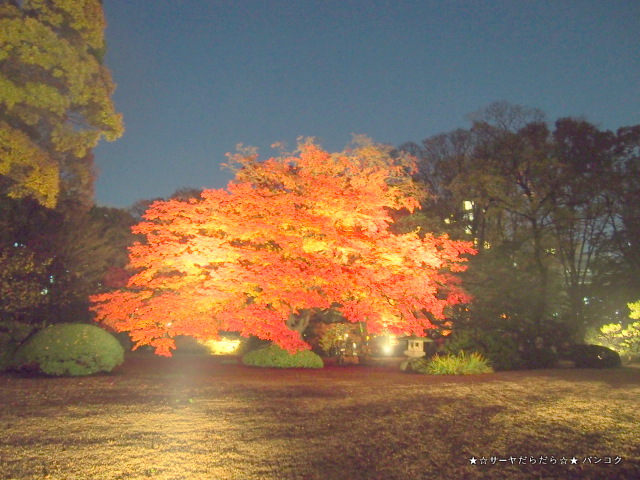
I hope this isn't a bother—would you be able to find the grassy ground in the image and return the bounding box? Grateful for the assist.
[0,354,638,480]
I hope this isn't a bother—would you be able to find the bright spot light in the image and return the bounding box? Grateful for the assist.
[198,338,241,355]
[382,344,393,355]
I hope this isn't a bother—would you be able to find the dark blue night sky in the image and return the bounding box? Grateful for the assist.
[94,0,640,208]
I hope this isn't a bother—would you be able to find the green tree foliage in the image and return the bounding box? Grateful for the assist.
[588,126,640,327]
[312,321,365,358]
[0,243,51,370]
[0,195,137,327]
[443,328,523,371]
[398,102,639,344]
[586,301,640,362]
[0,245,50,321]
[0,0,123,207]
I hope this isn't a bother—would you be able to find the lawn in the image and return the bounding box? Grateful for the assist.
[1,354,638,480]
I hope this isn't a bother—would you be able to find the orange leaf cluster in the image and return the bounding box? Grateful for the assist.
[91,143,475,355]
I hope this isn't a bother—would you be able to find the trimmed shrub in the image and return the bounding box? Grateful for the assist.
[13,323,124,376]
[413,351,493,375]
[242,344,324,369]
[569,344,621,369]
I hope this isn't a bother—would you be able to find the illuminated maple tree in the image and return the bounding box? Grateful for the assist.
[91,141,475,355]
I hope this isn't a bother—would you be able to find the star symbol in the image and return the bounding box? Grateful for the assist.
[570,457,578,465]
[470,457,477,465]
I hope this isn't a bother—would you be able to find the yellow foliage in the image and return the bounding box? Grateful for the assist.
[0,122,59,208]
[0,0,122,207]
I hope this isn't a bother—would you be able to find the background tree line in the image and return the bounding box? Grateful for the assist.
[0,0,126,349]
[395,102,639,349]
[1,2,637,358]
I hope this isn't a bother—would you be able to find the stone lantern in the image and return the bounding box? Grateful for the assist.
[402,335,432,358]
[399,335,433,371]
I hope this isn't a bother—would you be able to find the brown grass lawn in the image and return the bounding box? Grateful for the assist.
[0,354,639,480]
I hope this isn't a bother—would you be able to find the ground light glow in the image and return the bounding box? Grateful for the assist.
[197,338,241,355]
[380,333,399,355]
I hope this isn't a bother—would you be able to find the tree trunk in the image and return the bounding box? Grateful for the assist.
[286,310,312,337]
[530,219,549,333]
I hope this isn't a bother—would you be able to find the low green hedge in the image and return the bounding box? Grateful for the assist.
[13,323,124,376]
[242,344,324,369]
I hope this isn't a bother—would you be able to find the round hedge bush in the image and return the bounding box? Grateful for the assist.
[242,344,324,369]
[13,323,124,376]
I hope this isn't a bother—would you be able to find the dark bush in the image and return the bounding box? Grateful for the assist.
[444,329,524,371]
[242,344,323,369]
[0,321,40,372]
[569,344,621,369]
[13,323,124,376]
[0,332,17,372]
[173,336,210,355]
[521,347,558,369]
[237,335,271,356]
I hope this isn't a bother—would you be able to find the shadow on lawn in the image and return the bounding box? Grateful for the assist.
[515,364,640,388]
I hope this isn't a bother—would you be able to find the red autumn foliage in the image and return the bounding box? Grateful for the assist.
[91,142,475,355]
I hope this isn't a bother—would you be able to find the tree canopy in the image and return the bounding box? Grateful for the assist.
[0,0,123,207]
[0,195,137,327]
[397,102,640,343]
[91,142,475,355]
